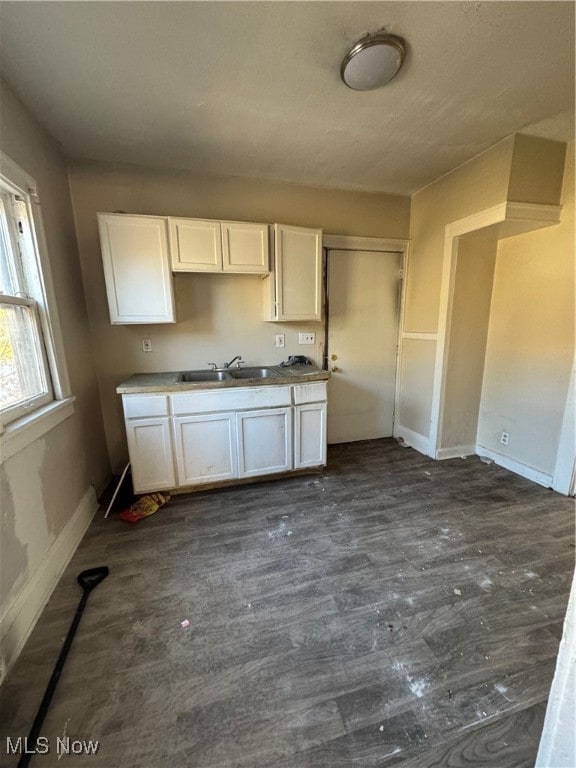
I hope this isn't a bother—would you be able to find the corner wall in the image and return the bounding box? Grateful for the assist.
[0,80,110,679]
[440,233,497,454]
[397,131,573,493]
[477,141,575,478]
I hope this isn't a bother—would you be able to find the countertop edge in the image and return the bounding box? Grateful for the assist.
[116,369,330,394]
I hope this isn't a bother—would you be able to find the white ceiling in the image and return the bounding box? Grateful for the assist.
[1,2,574,195]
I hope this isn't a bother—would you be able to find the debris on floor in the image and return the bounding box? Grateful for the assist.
[119,491,171,523]
[180,619,190,628]
[479,455,494,465]
[453,588,462,595]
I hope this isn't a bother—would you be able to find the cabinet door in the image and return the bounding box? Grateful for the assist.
[97,214,175,324]
[274,224,323,321]
[294,402,327,469]
[169,218,222,272]
[236,407,292,478]
[173,413,237,485]
[125,417,175,493]
[221,221,269,273]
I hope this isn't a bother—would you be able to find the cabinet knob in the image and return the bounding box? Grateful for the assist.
[331,366,340,373]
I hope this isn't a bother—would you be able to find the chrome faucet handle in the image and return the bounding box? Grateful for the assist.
[207,362,217,371]
[235,357,244,368]
[224,355,243,368]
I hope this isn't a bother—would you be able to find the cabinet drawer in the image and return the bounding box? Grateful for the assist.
[171,386,292,415]
[293,382,327,404]
[123,394,169,418]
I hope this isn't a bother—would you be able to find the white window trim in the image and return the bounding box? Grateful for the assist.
[0,152,74,459]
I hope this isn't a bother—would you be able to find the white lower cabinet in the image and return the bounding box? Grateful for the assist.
[125,417,176,493]
[122,383,326,493]
[294,402,327,469]
[173,413,237,485]
[236,407,292,478]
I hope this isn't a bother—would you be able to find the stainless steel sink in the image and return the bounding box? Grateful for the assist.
[229,367,281,379]
[179,370,232,382]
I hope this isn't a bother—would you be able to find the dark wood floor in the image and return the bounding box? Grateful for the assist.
[1,439,574,767]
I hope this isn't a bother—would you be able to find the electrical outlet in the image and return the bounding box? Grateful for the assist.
[298,332,315,345]
[275,334,285,348]
[142,338,152,353]
[500,431,509,446]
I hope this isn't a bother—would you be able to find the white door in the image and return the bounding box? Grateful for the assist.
[173,413,237,485]
[327,249,401,444]
[169,218,222,272]
[97,214,175,324]
[221,221,269,273]
[125,417,176,493]
[274,224,323,320]
[236,407,292,477]
[294,402,327,468]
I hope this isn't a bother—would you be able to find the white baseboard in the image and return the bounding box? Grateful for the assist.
[394,425,432,457]
[436,444,476,460]
[475,444,554,488]
[0,486,98,683]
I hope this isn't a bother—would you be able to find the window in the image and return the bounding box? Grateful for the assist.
[0,191,53,422]
[0,153,72,443]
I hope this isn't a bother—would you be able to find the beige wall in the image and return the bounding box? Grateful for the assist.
[0,80,109,671]
[399,133,569,450]
[397,338,436,437]
[477,141,575,476]
[406,136,514,334]
[508,133,567,205]
[68,160,410,471]
[441,233,497,450]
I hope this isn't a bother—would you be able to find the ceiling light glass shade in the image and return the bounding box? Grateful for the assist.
[341,33,405,91]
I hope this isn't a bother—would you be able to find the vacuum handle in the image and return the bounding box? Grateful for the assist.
[77,566,109,592]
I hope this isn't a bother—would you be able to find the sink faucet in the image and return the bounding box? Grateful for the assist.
[207,356,243,371]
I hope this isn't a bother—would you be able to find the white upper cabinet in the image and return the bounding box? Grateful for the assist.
[169,218,222,272]
[264,224,323,321]
[221,221,269,273]
[97,213,175,324]
[169,217,269,274]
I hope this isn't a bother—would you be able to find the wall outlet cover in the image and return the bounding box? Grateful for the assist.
[142,338,152,352]
[275,334,285,348]
[299,333,315,345]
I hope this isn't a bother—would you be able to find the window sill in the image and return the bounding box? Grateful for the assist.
[1,397,76,462]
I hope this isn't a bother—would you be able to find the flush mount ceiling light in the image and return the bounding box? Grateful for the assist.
[341,32,405,91]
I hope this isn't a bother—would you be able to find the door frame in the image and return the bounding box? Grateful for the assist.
[322,235,409,435]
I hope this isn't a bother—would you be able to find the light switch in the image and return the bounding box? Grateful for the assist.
[299,333,315,345]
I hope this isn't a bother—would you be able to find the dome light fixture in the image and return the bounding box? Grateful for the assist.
[341,32,406,91]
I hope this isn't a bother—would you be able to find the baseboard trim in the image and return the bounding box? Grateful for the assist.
[436,444,476,460]
[475,444,554,488]
[394,425,431,457]
[0,486,98,683]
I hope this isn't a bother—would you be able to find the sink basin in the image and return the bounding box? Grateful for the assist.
[179,370,231,382]
[229,367,280,379]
